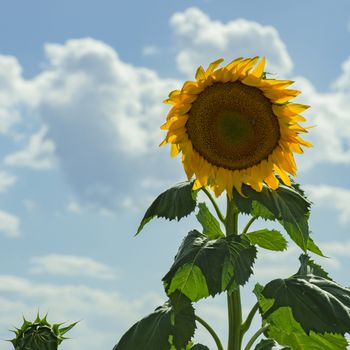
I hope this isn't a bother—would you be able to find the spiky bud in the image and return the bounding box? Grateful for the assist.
[9,313,77,350]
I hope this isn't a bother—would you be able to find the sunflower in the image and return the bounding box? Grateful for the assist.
[160,57,312,197]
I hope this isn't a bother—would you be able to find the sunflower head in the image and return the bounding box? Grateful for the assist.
[161,57,312,197]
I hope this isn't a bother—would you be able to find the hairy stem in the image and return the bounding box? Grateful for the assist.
[244,324,269,350]
[225,195,242,350]
[195,315,224,350]
[242,217,257,234]
[202,187,226,224]
[241,303,259,335]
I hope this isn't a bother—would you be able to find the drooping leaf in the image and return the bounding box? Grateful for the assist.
[196,202,224,239]
[136,181,197,234]
[261,275,350,335]
[254,339,290,349]
[234,183,313,252]
[163,230,256,301]
[244,229,287,251]
[264,307,348,350]
[297,254,332,280]
[254,284,349,350]
[113,295,195,350]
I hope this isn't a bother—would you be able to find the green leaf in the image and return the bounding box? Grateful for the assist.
[163,230,256,301]
[234,183,311,251]
[113,295,195,350]
[244,229,287,251]
[297,254,332,280]
[191,345,210,350]
[307,237,325,257]
[261,275,350,334]
[196,202,224,239]
[254,339,290,349]
[167,264,209,301]
[136,181,197,235]
[264,307,348,350]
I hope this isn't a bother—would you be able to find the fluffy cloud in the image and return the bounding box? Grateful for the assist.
[29,254,117,280]
[0,275,163,350]
[305,184,350,224]
[0,55,37,134]
[170,7,293,77]
[26,38,180,206]
[4,125,56,170]
[0,210,20,237]
[0,171,16,192]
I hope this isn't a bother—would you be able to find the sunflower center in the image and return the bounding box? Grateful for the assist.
[186,81,280,170]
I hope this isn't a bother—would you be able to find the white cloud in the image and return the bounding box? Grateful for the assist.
[0,210,20,237]
[66,199,82,214]
[305,184,350,224]
[4,125,56,170]
[29,254,117,280]
[142,45,160,56]
[0,171,16,192]
[332,56,350,91]
[170,7,293,77]
[0,275,163,350]
[0,55,37,134]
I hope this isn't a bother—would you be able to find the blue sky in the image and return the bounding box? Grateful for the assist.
[0,1,350,349]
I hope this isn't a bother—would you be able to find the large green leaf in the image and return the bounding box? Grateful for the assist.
[163,230,256,301]
[234,184,315,252]
[244,229,287,251]
[136,181,197,234]
[254,284,349,350]
[254,339,290,349]
[260,275,350,335]
[263,307,348,350]
[113,295,195,350]
[196,202,224,239]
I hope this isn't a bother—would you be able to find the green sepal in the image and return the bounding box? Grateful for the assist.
[196,202,224,239]
[136,181,197,235]
[254,339,291,349]
[233,183,321,254]
[9,313,77,350]
[244,229,287,251]
[113,293,196,350]
[163,230,256,301]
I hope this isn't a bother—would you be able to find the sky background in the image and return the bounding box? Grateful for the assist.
[0,0,350,349]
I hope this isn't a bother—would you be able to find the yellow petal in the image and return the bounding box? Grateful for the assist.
[206,58,224,75]
[264,173,279,190]
[251,57,266,78]
[195,66,206,81]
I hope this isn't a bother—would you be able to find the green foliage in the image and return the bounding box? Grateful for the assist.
[163,230,256,301]
[136,181,198,234]
[233,183,324,254]
[113,294,195,350]
[196,202,224,239]
[254,256,350,350]
[190,345,210,350]
[297,254,332,280]
[9,313,77,350]
[244,229,287,251]
[254,339,290,349]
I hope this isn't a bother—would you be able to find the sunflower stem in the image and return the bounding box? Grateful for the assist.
[241,302,259,336]
[242,217,257,234]
[202,187,226,224]
[195,315,224,350]
[225,195,242,350]
[243,324,269,350]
